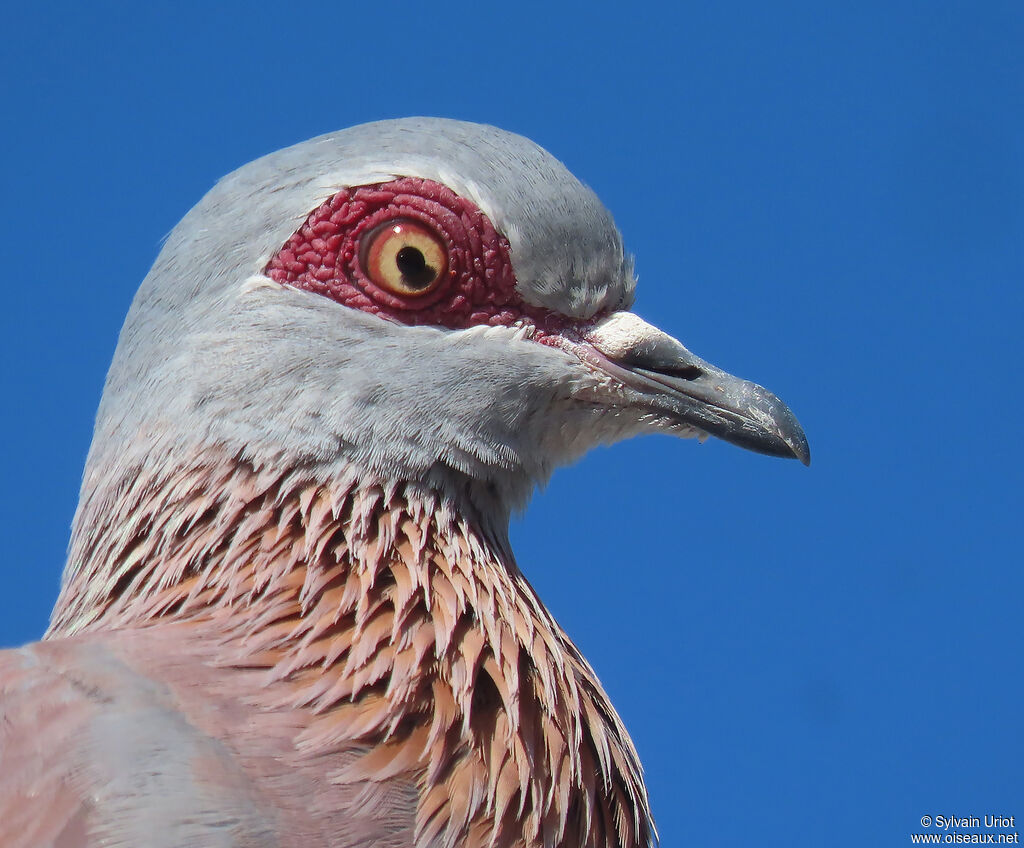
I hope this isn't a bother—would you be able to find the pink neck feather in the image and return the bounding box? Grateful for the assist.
[51,452,654,848]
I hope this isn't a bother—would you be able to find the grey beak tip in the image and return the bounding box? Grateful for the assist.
[795,438,811,467]
[774,401,810,466]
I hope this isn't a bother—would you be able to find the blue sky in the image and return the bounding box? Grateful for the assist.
[1,2,1021,845]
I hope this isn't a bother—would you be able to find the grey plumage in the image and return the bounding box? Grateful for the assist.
[84,120,636,519]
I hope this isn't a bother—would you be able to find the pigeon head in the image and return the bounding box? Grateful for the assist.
[45,120,811,847]
[86,117,807,517]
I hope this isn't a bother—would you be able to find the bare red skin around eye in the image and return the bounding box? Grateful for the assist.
[264,178,574,338]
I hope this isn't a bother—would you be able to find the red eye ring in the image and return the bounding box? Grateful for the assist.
[359,218,449,298]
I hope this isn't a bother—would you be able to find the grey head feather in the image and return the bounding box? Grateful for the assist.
[155,118,633,317]
[84,119,644,518]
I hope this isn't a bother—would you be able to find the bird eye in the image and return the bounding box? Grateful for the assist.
[360,219,448,297]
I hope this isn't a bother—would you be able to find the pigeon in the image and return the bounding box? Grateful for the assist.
[0,118,808,848]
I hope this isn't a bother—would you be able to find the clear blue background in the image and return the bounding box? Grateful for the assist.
[2,3,1020,845]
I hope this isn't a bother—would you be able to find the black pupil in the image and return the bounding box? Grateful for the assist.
[395,246,436,289]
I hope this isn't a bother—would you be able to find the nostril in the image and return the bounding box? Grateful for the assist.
[615,349,704,381]
[659,362,703,381]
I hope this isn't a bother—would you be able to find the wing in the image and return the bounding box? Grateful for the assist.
[1,632,421,848]
[0,637,281,848]
[0,641,101,847]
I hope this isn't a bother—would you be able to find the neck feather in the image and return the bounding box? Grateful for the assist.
[52,451,654,848]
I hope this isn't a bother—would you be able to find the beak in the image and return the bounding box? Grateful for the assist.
[579,312,810,465]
